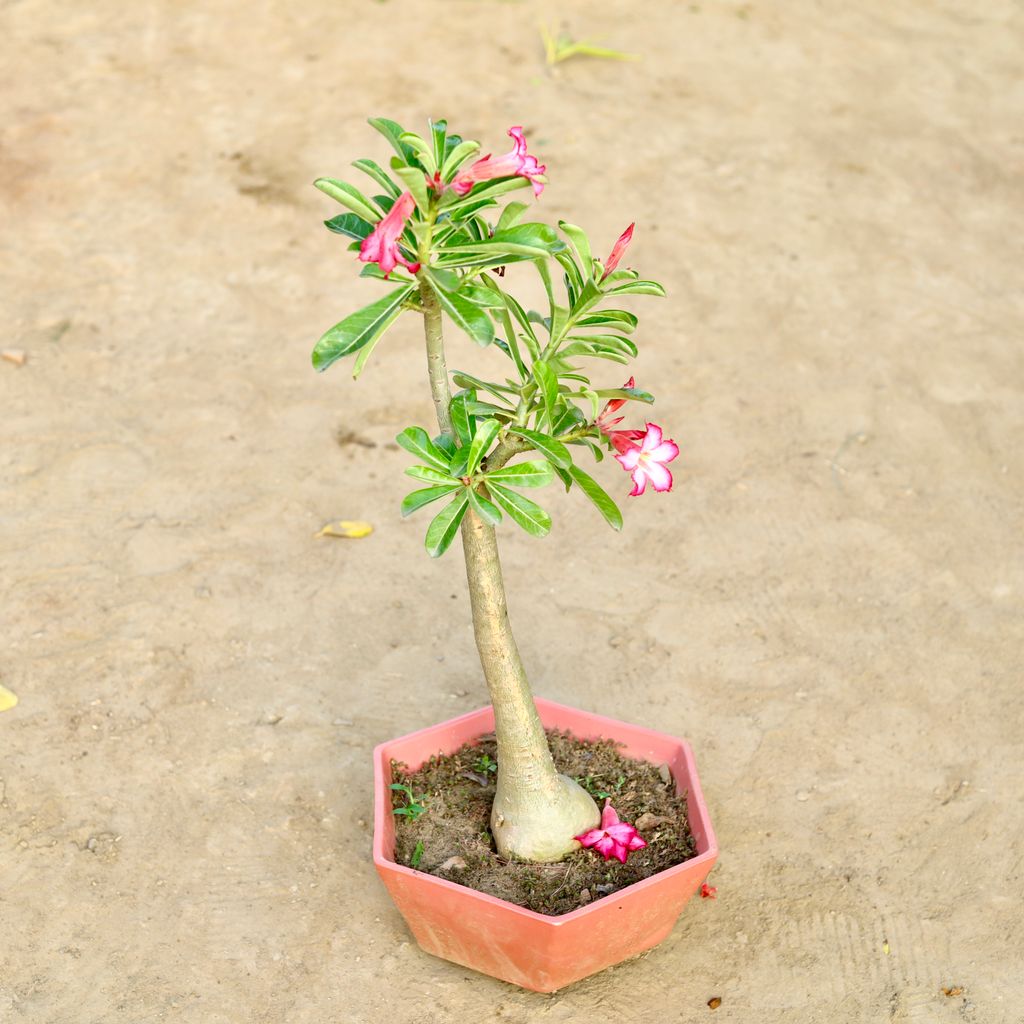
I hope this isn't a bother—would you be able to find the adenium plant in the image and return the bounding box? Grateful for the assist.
[312,117,675,863]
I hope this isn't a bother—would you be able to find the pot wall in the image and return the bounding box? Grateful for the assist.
[372,698,717,992]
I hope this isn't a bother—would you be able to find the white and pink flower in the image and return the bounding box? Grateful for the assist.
[450,126,547,198]
[358,191,421,278]
[596,381,680,496]
[615,423,679,496]
[575,800,647,864]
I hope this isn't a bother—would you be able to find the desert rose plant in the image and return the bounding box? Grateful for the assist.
[312,118,676,863]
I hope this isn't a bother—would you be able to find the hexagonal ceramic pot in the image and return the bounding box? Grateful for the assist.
[372,697,718,992]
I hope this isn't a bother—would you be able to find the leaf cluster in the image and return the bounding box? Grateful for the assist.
[312,117,667,557]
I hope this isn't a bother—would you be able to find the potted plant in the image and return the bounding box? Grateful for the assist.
[311,118,717,991]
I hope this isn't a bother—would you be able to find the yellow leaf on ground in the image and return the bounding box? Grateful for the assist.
[316,520,374,539]
[0,684,18,712]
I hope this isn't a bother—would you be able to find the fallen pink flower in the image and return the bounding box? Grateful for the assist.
[358,191,421,278]
[615,422,679,496]
[575,800,647,864]
[450,126,547,198]
[600,222,635,281]
[700,883,718,899]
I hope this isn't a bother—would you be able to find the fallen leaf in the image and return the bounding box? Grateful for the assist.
[316,520,373,539]
[439,856,467,871]
[941,986,964,997]
[636,812,674,831]
[2,350,27,366]
[707,997,722,1009]
[882,940,890,955]
[0,684,18,712]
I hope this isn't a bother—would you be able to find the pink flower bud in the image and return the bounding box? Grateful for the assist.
[600,223,635,281]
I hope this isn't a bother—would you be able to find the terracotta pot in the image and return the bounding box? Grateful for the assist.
[372,697,718,992]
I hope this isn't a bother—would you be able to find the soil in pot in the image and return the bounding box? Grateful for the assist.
[389,729,697,916]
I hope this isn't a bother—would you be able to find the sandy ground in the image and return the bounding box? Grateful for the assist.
[2,1,1023,1021]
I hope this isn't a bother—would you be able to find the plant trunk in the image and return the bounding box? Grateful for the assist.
[418,273,599,862]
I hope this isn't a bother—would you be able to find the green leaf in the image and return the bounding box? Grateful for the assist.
[595,385,655,404]
[604,280,667,297]
[398,131,437,175]
[425,490,469,557]
[401,485,461,517]
[486,460,554,488]
[468,487,502,526]
[497,201,530,232]
[352,322,387,378]
[508,427,572,470]
[574,310,638,332]
[487,485,551,537]
[440,138,481,180]
[434,433,458,459]
[312,286,413,372]
[569,465,623,530]
[553,404,587,435]
[428,275,495,347]
[467,418,501,475]
[352,159,401,198]
[451,371,517,401]
[449,446,470,477]
[564,333,638,357]
[449,391,475,446]
[438,222,566,261]
[368,116,418,165]
[501,293,540,359]
[457,283,507,309]
[532,360,559,426]
[558,221,593,275]
[395,426,451,472]
[441,176,530,215]
[405,465,461,485]
[324,213,373,241]
[392,163,430,213]
[314,177,381,223]
[428,118,448,167]
[556,249,584,297]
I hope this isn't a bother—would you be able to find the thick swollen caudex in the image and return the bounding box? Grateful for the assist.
[460,509,599,860]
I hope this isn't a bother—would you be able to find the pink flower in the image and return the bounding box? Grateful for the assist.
[358,191,421,278]
[700,883,718,899]
[575,800,647,864]
[600,223,635,281]
[615,422,679,496]
[451,126,547,198]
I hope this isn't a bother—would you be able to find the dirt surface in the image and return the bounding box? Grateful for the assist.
[390,731,696,915]
[2,1,1022,1021]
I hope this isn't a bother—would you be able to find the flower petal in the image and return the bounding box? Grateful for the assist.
[575,828,604,848]
[592,834,617,859]
[642,459,673,493]
[615,447,641,471]
[641,422,663,451]
[628,469,648,497]
[647,440,679,464]
[600,802,621,829]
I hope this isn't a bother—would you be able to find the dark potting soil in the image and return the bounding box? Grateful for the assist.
[389,730,697,916]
